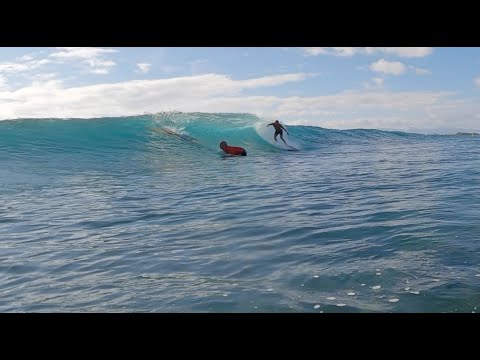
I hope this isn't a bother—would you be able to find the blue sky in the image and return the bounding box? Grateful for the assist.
[1,47,480,132]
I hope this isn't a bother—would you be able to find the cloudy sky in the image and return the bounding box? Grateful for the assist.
[1,47,480,132]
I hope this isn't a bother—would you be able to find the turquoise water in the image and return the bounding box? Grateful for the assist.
[1,112,479,312]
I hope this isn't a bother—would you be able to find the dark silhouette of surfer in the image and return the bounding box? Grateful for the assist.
[267,120,289,146]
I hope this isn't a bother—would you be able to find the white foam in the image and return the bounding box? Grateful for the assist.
[410,291,420,295]
[405,287,411,291]
[372,285,381,290]
[314,304,320,309]
[347,292,356,296]
[319,311,324,313]
[433,279,440,282]
[475,274,480,277]
[376,269,380,271]
[361,284,366,286]
[388,298,399,303]
[301,284,304,287]
[337,303,347,307]
[223,294,228,297]
[327,297,336,300]
[267,288,274,292]
[376,272,382,276]
[313,275,319,278]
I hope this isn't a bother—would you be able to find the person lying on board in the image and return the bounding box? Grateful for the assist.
[219,141,247,156]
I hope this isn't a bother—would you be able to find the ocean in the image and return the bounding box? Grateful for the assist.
[1,112,479,312]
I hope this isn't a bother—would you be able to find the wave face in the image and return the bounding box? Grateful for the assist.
[0,112,425,157]
[1,113,479,313]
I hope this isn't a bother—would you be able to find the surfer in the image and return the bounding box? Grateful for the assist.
[267,120,289,146]
[219,141,247,156]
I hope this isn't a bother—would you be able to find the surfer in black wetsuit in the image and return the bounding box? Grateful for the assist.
[267,120,289,146]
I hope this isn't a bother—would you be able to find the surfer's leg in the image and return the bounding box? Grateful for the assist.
[274,132,278,142]
[280,133,288,145]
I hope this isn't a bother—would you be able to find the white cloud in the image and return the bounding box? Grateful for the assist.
[1,72,479,132]
[410,66,431,75]
[0,58,51,74]
[330,47,358,56]
[19,54,34,61]
[475,77,480,87]
[304,47,354,56]
[49,47,117,74]
[31,73,58,81]
[373,77,384,86]
[0,73,308,119]
[238,73,309,88]
[303,48,328,56]
[0,74,9,90]
[33,59,51,66]
[0,62,29,73]
[368,62,431,76]
[370,59,407,75]
[364,77,385,89]
[303,47,433,58]
[379,47,433,58]
[136,63,151,73]
[90,68,110,75]
[50,47,117,60]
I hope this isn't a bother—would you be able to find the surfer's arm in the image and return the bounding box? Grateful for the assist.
[281,125,288,133]
[266,123,274,127]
